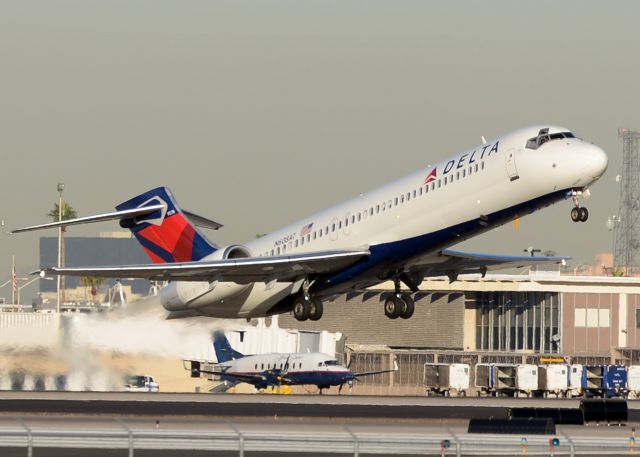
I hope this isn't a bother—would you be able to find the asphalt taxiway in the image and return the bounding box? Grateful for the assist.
[0,391,638,420]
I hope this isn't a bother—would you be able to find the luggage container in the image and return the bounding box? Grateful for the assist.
[538,364,569,398]
[475,363,517,397]
[423,363,469,397]
[516,364,538,397]
[494,364,517,396]
[582,365,606,397]
[568,364,583,398]
[474,363,491,396]
[628,366,640,399]
[604,365,627,398]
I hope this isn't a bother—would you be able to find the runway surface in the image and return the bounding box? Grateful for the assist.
[0,391,637,420]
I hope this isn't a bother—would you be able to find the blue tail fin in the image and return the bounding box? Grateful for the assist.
[213,331,244,363]
[116,187,217,264]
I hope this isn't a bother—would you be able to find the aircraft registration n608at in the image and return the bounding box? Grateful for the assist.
[14,126,608,322]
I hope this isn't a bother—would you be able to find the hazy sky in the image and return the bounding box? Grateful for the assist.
[1,1,639,302]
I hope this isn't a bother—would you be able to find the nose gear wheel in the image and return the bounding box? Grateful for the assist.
[570,206,588,222]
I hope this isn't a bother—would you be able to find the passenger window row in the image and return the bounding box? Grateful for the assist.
[263,160,486,256]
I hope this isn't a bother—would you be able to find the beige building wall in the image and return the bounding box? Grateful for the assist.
[278,292,465,349]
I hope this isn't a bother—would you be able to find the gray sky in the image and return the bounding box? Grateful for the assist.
[1,0,639,302]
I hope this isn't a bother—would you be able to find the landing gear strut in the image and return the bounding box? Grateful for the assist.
[570,191,589,222]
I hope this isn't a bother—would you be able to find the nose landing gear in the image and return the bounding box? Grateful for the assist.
[570,190,589,222]
[570,206,589,222]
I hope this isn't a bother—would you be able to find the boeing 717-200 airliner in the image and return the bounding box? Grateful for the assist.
[14,126,608,322]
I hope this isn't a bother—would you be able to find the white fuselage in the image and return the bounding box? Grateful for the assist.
[220,352,351,389]
[162,125,608,318]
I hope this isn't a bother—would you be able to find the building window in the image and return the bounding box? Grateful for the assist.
[575,308,610,328]
[474,291,560,354]
[636,309,640,328]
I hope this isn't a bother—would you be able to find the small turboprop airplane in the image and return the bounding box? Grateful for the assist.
[14,126,608,321]
[186,332,397,392]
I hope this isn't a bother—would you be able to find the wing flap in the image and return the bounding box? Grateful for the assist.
[36,249,370,283]
[409,248,569,279]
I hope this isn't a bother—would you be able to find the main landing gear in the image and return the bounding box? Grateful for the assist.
[384,293,415,319]
[383,275,419,319]
[293,294,323,322]
[569,189,589,222]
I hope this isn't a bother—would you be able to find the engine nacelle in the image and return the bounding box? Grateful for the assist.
[160,245,253,312]
[206,244,252,261]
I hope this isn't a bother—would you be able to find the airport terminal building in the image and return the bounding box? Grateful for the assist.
[278,272,640,394]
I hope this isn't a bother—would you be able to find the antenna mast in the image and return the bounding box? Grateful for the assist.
[614,128,640,274]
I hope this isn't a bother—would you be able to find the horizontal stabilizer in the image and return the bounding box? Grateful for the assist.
[12,205,223,234]
[11,205,165,233]
[182,210,223,231]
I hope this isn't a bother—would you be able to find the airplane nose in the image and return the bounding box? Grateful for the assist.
[583,144,608,179]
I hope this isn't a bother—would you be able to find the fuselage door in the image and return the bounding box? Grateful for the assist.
[505,147,519,181]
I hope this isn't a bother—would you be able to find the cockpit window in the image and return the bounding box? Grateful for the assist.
[323,360,339,366]
[526,128,575,150]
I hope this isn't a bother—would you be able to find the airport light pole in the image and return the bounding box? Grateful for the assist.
[56,182,64,313]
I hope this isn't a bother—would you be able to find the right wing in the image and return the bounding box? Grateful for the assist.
[35,249,370,283]
[185,361,289,385]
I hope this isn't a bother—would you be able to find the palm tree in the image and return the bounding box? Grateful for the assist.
[47,201,77,304]
[79,276,106,303]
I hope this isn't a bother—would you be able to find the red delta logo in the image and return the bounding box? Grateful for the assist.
[424,167,437,185]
